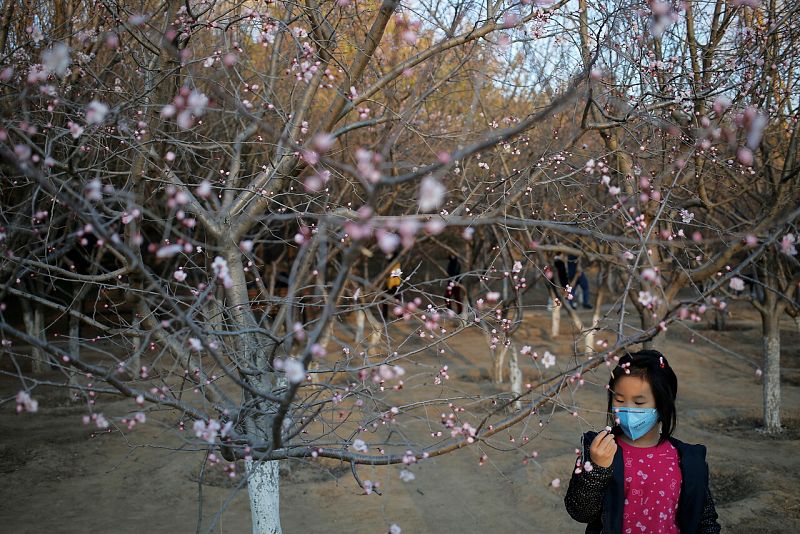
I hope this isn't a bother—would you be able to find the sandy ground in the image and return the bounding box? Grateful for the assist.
[1,303,799,533]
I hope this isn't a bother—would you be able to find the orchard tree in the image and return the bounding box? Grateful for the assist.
[2,0,799,533]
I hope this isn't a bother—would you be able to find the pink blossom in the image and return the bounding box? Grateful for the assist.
[212,256,233,288]
[713,96,731,115]
[737,147,754,167]
[86,101,109,125]
[551,478,561,488]
[542,351,556,369]
[68,122,84,139]
[189,338,203,351]
[398,219,419,249]
[156,244,182,258]
[173,270,187,282]
[502,12,520,28]
[641,268,659,284]
[95,413,109,429]
[781,234,797,256]
[193,419,221,443]
[729,277,745,291]
[363,480,374,494]
[16,391,38,413]
[313,133,335,152]
[637,290,656,307]
[377,230,400,255]
[425,219,446,235]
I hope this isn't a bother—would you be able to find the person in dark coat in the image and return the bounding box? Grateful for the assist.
[564,350,721,534]
[444,255,463,314]
[567,254,593,309]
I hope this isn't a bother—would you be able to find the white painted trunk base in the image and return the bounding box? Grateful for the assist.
[550,302,560,339]
[246,458,282,534]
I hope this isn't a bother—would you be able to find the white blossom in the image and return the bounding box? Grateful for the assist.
[212,256,233,288]
[729,277,745,292]
[399,469,415,482]
[284,358,306,383]
[41,43,71,77]
[193,419,221,443]
[16,391,38,413]
[86,101,109,125]
[418,176,446,212]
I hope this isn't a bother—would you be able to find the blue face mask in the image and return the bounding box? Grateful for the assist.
[614,407,659,441]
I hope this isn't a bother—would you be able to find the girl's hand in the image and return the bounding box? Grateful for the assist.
[589,430,617,468]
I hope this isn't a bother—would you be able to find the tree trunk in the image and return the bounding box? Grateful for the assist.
[585,285,605,353]
[550,300,560,339]
[493,344,506,384]
[22,301,46,374]
[246,458,282,534]
[761,311,781,433]
[508,346,522,410]
[67,313,82,402]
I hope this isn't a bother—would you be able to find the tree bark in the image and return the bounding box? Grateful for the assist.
[68,313,82,402]
[508,346,522,410]
[761,311,782,433]
[550,300,561,340]
[246,458,282,534]
[22,300,46,374]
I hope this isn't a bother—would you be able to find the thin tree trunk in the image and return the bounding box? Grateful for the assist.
[508,346,522,410]
[761,311,781,433]
[68,313,82,402]
[550,300,560,339]
[494,344,506,384]
[585,285,605,353]
[22,301,46,374]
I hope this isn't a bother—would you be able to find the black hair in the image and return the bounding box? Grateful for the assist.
[606,349,678,442]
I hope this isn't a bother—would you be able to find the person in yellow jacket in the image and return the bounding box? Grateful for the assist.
[381,255,402,319]
[386,261,402,290]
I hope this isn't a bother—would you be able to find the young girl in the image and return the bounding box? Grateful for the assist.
[564,349,721,533]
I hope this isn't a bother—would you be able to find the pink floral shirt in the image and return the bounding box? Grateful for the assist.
[618,438,682,534]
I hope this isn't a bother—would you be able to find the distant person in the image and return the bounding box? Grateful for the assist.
[444,254,463,314]
[553,253,569,288]
[567,254,593,309]
[381,254,402,319]
[550,253,570,310]
[564,350,721,534]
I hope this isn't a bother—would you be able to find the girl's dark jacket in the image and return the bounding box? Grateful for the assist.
[564,430,721,534]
